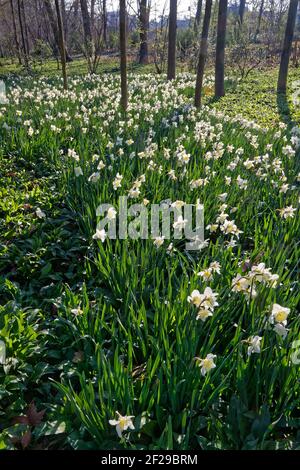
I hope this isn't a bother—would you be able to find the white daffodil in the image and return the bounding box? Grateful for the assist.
[188,289,202,307]
[201,287,219,309]
[36,207,46,219]
[68,148,80,161]
[279,206,296,219]
[206,223,219,233]
[209,261,221,274]
[88,172,100,183]
[171,200,185,209]
[196,308,213,322]
[269,303,290,325]
[188,287,218,310]
[273,323,289,339]
[173,215,187,230]
[71,307,83,316]
[113,173,123,190]
[218,193,228,202]
[107,207,117,220]
[220,219,241,237]
[247,335,262,356]
[74,166,83,177]
[109,412,135,438]
[195,354,217,376]
[231,274,250,293]
[92,228,107,242]
[197,268,213,282]
[153,236,165,248]
[97,160,106,170]
[0,340,6,365]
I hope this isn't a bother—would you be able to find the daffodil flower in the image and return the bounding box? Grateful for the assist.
[195,354,217,376]
[109,412,135,438]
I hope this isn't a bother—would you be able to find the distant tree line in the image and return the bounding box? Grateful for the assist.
[0,1,299,107]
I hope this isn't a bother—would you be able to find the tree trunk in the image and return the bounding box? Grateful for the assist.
[20,0,30,55]
[61,0,68,38]
[255,0,265,40]
[44,0,72,61]
[17,0,29,67]
[10,0,22,64]
[119,0,128,110]
[277,0,299,93]
[54,0,68,89]
[215,0,228,98]
[80,0,95,69]
[139,0,150,64]
[195,0,213,107]
[103,0,107,46]
[34,0,42,41]
[91,0,96,34]
[194,0,203,31]
[239,0,246,24]
[80,0,92,42]
[167,0,177,80]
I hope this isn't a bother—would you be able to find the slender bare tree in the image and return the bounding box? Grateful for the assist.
[54,0,67,89]
[194,0,203,31]
[254,0,265,41]
[43,0,72,61]
[195,0,213,107]
[167,0,177,80]
[80,0,92,44]
[90,0,96,33]
[120,0,128,110]
[17,0,29,67]
[239,0,246,24]
[79,0,97,72]
[215,0,228,98]
[61,0,68,38]
[10,0,22,64]
[20,0,29,55]
[103,0,107,46]
[277,0,299,93]
[138,0,150,64]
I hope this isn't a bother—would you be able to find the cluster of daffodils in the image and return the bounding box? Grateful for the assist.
[68,148,80,162]
[291,126,300,149]
[188,287,219,322]
[113,172,123,190]
[2,72,298,246]
[175,145,191,166]
[278,206,297,219]
[231,262,279,299]
[206,203,243,244]
[197,261,221,282]
[245,302,291,358]
[128,174,146,199]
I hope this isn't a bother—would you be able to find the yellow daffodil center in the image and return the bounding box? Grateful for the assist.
[203,358,213,370]
[119,417,127,430]
[275,311,287,322]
